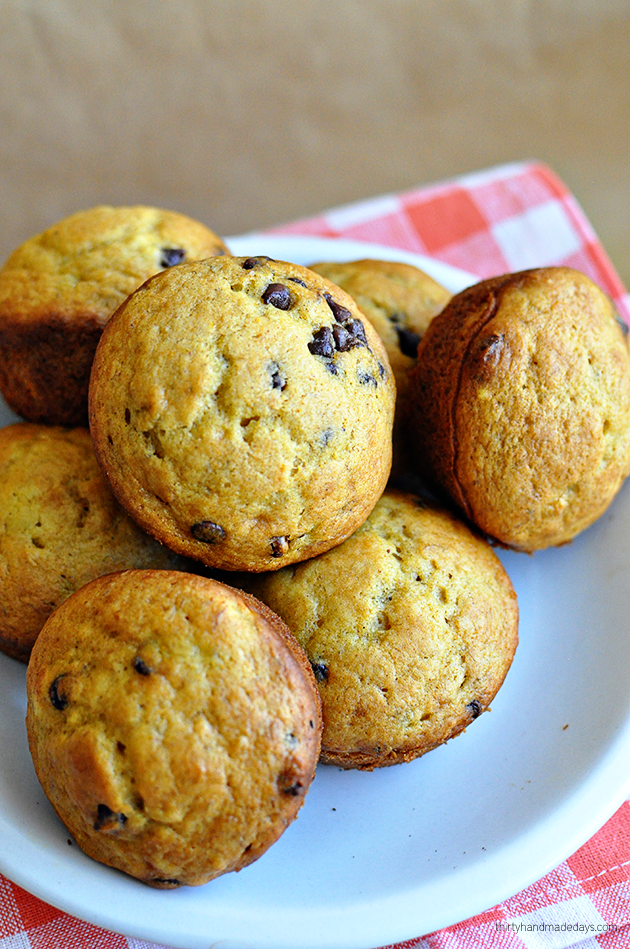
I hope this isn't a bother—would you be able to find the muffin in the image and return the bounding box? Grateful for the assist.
[0,205,228,426]
[0,422,189,662]
[89,254,395,572]
[26,569,322,887]
[407,267,630,551]
[246,489,518,770]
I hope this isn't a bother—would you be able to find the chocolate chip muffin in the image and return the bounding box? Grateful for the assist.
[0,422,189,663]
[26,569,322,887]
[0,205,228,426]
[89,255,395,572]
[246,489,518,770]
[408,267,630,551]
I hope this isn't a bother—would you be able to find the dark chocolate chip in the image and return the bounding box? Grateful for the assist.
[242,256,272,269]
[378,361,387,378]
[467,699,483,719]
[332,323,352,352]
[320,427,334,446]
[270,535,290,557]
[191,521,226,544]
[345,318,368,347]
[288,277,307,287]
[133,657,152,676]
[278,772,304,796]
[324,360,339,375]
[357,369,377,387]
[160,247,186,268]
[310,661,329,682]
[323,292,353,325]
[308,326,335,358]
[94,804,127,831]
[262,283,292,310]
[49,675,68,710]
[269,361,287,390]
[396,326,422,358]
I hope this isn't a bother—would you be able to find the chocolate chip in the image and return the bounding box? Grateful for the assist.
[191,521,226,544]
[269,361,287,390]
[262,283,292,310]
[49,675,68,710]
[151,878,182,887]
[357,369,377,387]
[277,771,304,796]
[332,323,352,352]
[94,804,127,831]
[324,361,339,375]
[288,277,307,287]
[310,661,329,682]
[160,247,186,268]
[396,326,422,358]
[467,699,483,719]
[345,318,368,347]
[378,361,387,378]
[242,256,273,269]
[323,292,353,325]
[308,326,335,358]
[320,427,334,446]
[133,657,152,676]
[270,535,290,557]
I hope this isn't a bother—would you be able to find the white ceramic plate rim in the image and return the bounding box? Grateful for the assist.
[1,234,630,949]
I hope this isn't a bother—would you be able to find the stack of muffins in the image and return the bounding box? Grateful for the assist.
[1,204,629,889]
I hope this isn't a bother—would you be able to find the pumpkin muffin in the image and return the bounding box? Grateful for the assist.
[0,205,228,426]
[89,254,395,572]
[26,570,322,887]
[246,489,518,770]
[407,267,630,551]
[0,422,188,662]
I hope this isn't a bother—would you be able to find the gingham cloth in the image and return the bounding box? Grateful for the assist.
[2,160,629,949]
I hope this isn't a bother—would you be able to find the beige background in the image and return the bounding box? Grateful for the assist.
[2,0,629,283]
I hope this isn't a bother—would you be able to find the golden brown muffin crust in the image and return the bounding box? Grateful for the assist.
[89,255,395,572]
[26,570,322,887]
[0,422,186,662]
[247,489,518,770]
[407,267,630,551]
[0,205,228,426]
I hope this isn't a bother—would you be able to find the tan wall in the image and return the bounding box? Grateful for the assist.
[2,0,629,283]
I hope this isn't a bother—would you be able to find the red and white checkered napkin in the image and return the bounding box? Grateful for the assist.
[2,161,629,949]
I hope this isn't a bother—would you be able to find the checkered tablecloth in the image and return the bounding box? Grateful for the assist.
[2,160,630,949]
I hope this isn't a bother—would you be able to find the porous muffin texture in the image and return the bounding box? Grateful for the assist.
[0,423,186,662]
[247,489,518,770]
[89,255,395,572]
[0,205,228,426]
[407,267,630,551]
[26,570,322,887]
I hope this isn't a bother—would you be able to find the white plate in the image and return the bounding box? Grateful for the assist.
[2,235,630,949]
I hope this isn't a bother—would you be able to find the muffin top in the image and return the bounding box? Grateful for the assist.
[26,570,322,887]
[0,204,228,330]
[407,267,630,550]
[247,489,518,769]
[89,254,395,571]
[0,422,186,662]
